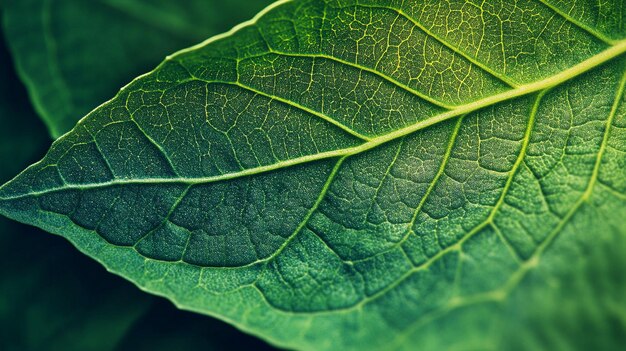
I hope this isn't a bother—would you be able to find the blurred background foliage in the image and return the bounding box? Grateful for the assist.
[0,1,278,350]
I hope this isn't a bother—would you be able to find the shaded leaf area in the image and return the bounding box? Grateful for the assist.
[3,0,275,137]
[0,0,625,350]
[0,27,275,351]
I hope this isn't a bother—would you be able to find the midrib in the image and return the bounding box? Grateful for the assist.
[2,39,626,200]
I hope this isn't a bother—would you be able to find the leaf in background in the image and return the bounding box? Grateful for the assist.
[1,0,625,350]
[3,0,275,138]
[0,17,275,351]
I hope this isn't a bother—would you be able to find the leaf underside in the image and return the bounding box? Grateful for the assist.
[1,0,626,350]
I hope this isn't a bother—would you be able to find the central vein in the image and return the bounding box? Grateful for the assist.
[2,40,625,200]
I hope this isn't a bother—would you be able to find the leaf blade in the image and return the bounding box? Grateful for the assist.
[1,0,626,350]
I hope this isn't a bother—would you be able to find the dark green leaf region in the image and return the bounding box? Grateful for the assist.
[1,0,625,350]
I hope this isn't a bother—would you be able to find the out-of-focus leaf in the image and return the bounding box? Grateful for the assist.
[3,0,275,138]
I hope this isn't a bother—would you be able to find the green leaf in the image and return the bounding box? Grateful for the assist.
[2,0,626,350]
[3,0,275,138]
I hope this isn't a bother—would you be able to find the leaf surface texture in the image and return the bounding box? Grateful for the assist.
[1,0,625,349]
